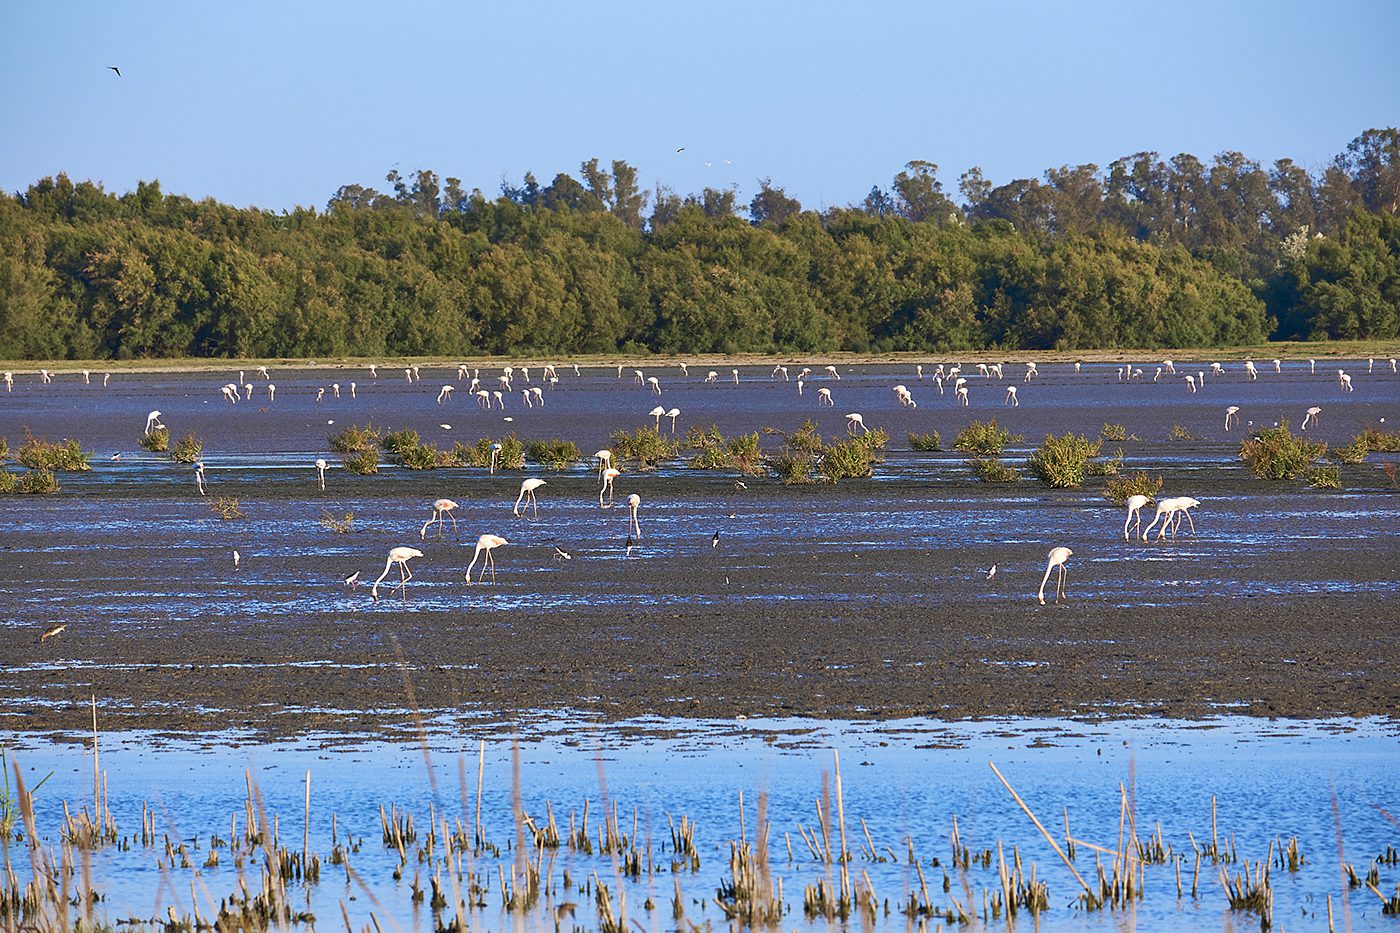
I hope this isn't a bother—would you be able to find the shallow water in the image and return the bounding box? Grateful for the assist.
[6,716,1398,930]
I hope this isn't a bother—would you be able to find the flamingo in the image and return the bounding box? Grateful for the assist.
[1272,359,1281,374]
[956,385,969,406]
[1224,406,1240,430]
[1301,406,1321,430]
[372,546,423,601]
[349,382,356,398]
[824,365,841,380]
[731,369,740,384]
[666,408,681,431]
[796,378,805,396]
[627,493,642,537]
[1024,362,1037,382]
[316,388,325,404]
[437,385,453,404]
[315,458,327,491]
[489,443,502,474]
[5,371,13,391]
[600,467,620,507]
[1037,547,1072,605]
[594,449,612,476]
[1123,495,1150,541]
[1339,372,1353,393]
[521,389,534,409]
[369,364,378,379]
[40,368,51,384]
[1143,497,1200,542]
[817,387,833,406]
[647,376,662,395]
[1244,360,1258,381]
[678,362,689,376]
[1153,367,1162,382]
[845,413,868,435]
[103,372,111,387]
[1170,497,1201,537]
[258,366,269,379]
[649,405,666,429]
[332,383,340,398]
[268,384,276,402]
[1308,358,1315,375]
[492,390,505,408]
[530,386,544,407]
[244,383,253,400]
[1184,375,1196,394]
[144,410,163,434]
[420,498,460,540]
[705,370,718,383]
[772,365,789,380]
[916,364,924,380]
[1391,359,1397,374]
[1074,361,1081,374]
[476,390,491,409]
[513,478,547,518]
[465,534,508,584]
[82,369,91,384]
[193,462,205,496]
[1163,359,1176,374]
[1004,386,1019,407]
[633,369,645,386]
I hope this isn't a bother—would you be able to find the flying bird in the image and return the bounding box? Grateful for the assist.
[675,147,685,152]
[108,66,121,77]
[39,624,67,643]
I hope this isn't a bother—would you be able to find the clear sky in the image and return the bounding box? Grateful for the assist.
[2,0,1397,214]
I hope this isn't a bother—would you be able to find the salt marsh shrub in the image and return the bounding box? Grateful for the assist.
[138,427,169,453]
[18,432,92,471]
[15,469,59,494]
[328,423,381,453]
[954,419,1019,455]
[907,431,941,451]
[526,439,582,470]
[1307,466,1341,489]
[1026,433,1102,488]
[609,426,676,471]
[1104,472,1163,506]
[1239,420,1326,480]
[968,457,1019,483]
[170,431,203,464]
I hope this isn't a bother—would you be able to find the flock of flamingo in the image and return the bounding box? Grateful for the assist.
[5,351,1393,607]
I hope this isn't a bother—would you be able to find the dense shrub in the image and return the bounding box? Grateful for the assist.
[907,431,942,451]
[0,470,15,493]
[380,429,422,457]
[953,419,1019,455]
[1239,420,1327,479]
[609,426,676,471]
[819,430,889,482]
[1104,472,1163,506]
[138,427,169,453]
[342,448,380,475]
[967,458,1019,483]
[1100,423,1127,442]
[1359,428,1400,452]
[1331,437,1369,464]
[1307,466,1342,489]
[687,427,765,474]
[16,469,59,494]
[456,435,526,469]
[526,439,582,470]
[17,433,91,471]
[328,424,382,453]
[1026,433,1102,488]
[171,431,203,464]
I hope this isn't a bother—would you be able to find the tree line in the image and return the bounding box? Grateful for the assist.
[0,128,1396,361]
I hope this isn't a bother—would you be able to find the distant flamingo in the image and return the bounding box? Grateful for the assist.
[268,384,276,402]
[1143,497,1200,542]
[332,383,340,398]
[956,385,969,406]
[436,385,453,404]
[315,458,327,491]
[1163,359,1176,374]
[1224,406,1240,430]
[420,498,460,540]
[1301,406,1321,430]
[1024,362,1037,382]
[144,410,163,434]
[824,365,841,380]
[845,412,868,434]
[600,467,620,507]
[1339,372,1353,392]
[732,369,740,384]
[647,376,662,395]
[530,386,544,407]
[1272,359,1281,373]
[258,366,269,379]
[489,443,502,474]
[633,369,645,386]
[594,449,612,476]
[817,388,833,406]
[772,365,789,380]
[513,479,547,518]
[465,534,508,584]
[705,371,718,383]
[349,382,356,398]
[1037,547,1072,605]
[372,546,423,601]
[666,407,681,431]
[369,364,378,379]
[1184,375,1196,394]
[1123,495,1150,541]
[1004,386,1019,407]
[193,462,205,496]
[627,493,642,537]
[1244,360,1258,381]
[649,405,666,428]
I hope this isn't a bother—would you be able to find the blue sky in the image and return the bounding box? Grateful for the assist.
[2,1,1397,213]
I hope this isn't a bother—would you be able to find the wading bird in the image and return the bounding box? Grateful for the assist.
[489,443,502,474]
[1301,406,1321,430]
[817,388,833,406]
[845,412,868,434]
[600,467,620,507]
[1123,494,1151,541]
[39,623,67,643]
[647,376,662,395]
[465,534,508,584]
[594,449,612,475]
[345,571,360,588]
[649,405,666,429]
[233,549,241,569]
[666,407,681,431]
[1037,547,1072,605]
[627,493,642,537]
[554,546,572,561]
[437,385,453,404]
[986,564,996,580]
[420,498,460,540]
[1005,385,1019,407]
[514,479,547,518]
[315,458,327,491]
[1224,406,1240,430]
[144,410,163,434]
[372,546,423,600]
[1024,362,1037,382]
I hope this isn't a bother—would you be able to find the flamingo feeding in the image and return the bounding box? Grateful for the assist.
[420,498,460,540]
[1224,406,1240,430]
[1301,406,1321,430]
[627,493,642,538]
[600,467,620,507]
[372,546,423,601]
[315,458,327,491]
[1037,547,1072,605]
[144,410,163,434]
[513,479,547,519]
[1123,495,1150,541]
[465,534,508,584]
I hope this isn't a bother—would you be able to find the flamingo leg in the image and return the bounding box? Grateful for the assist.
[449,511,459,539]
[1181,510,1197,536]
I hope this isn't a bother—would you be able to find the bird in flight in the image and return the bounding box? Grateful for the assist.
[108,66,121,77]
[40,623,68,643]
[675,147,685,152]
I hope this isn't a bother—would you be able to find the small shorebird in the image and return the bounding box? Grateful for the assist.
[40,623,67,643]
